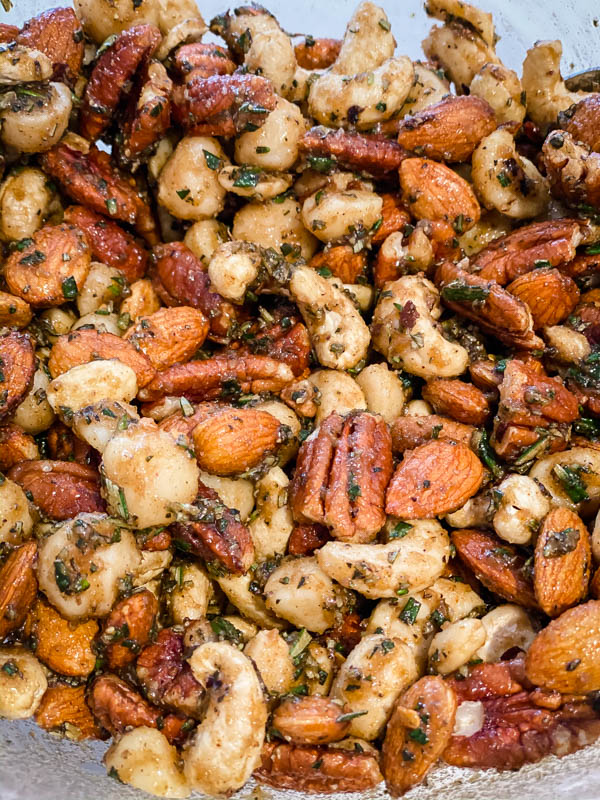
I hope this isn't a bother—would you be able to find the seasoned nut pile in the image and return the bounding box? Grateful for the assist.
[3,0,600,796]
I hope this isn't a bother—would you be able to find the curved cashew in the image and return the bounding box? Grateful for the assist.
[183,642,267,796]
[475,604,536,663]
[168,563,212,624]
[422,21,499,94]
[302,186,383,243]
[1,82,72,154]
[470,64,526,125]
[244,628,296,695]
[250,467,294,561]
[218,165,293,202]
[72,400,140,454]
[0,477,33,545]
[47,362,138,417]
[543,325,591,364]
[207,241,264,304]
[331,2,396,76]
[529,447,600,516]
[316,519,450,599]
[399,60,451,116]
[492,474,551,545]
[356,363,405,425]
[428,617,486,674]
[0,647,47,720]
[430,576,485,622]
[371,274,469,379]
[472,128,550,219]
[217,571,285,629]
[290,266,370,371]
[445,492,493,529]
[307,369,367,426]
[424,0,495,47]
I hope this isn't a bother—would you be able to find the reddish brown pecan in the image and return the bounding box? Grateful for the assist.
[309,246,367,284]
[63,206,148,283]
[137,628,205,719]
[119,62,172,165]
[561,250,600,279]
[173,42,235,81]
[446,659,525,703]
[40,144,157,243]
[328,611,363,655]
[472,219,581,284]
[255,742,383,793]
[390,414,475,453]
[137,527,172,551]
[170,481,254,574]
[0,424,38,470]
[561,94,600,152]
[234,320,311,378]
[436,262,544,350]
[287,523,331,556]
[0,332,35,421]
[0,24,19,43]
[8,460,105,520]
[17,7,84,83]
[0,541,38,639]
[138,354,295,402]
[153,242,237,340]
[100,589,159,670]
[542,131,600,209]
[46,421,95,466]
[299,126,409,178]
[80,24,162,141]
[294,37,342,70]
[175,73,276,136]
[290,411,393,543]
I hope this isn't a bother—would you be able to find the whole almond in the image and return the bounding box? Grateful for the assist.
[385,440,483,518]
[124,306,209,371]
[507,268,579,328]
[192,406,285,476]
[391,414,475,453]
[35,685,101,739]
[422,379,490,425]
[0,331,35,421]
[0,540,37,638]
[526,600,600,693]
[534,507,591,617]
[25,597,98,677]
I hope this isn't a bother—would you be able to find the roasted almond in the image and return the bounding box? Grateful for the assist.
[534,507,591,617]
[495,358,579,428]
[124,306,209,371]
[399,158,481,232]
[25,597,98,677]
[35,685,101,739]
[385,440,483,519]
[525,600,600,693]
[272,697,352,745]
[8,460,104,520]
[390,414,475,453]
[507,268,580,328]
[309,245,367,284]
[0,331,35,421]
[101,589,159,669]
[382,676,457,797]
[371,193,411,245]
[4,223,91,308]
[0,541,37,639]
[422,379,491,425]
[0,424,39,470]
[192,406,286,476]
[0,291,32,328]
[452,528,538,607]
[396,95,496,163]
[48,328,156,388]
[591,565,600,599]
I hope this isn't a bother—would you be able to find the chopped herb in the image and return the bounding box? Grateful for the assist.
[400,596,421,625]
[117,487,129,519]
[317,266,332,278]
[552,463,590,503]
[1,659,19,676]
[336,710,368,723]
[497,171,511,187]
[441,281,490,303]
[534,259,552,268]
[203,149,222,170]
[566,659,581,671]
[381,639,395,653]
[180,397,194,417]
[255,146,271,154]
[15,238,33,252]
[389,521,413,539]
[585,243,600,255]
[408,727,429,745]
[347,472,361,501]
[19,250,45,266]
[105,198,118,215]
[378,17,391,30]
[289,628,312,660]
[290,684,308,696]
[573,416,600,440]
[543,526,580,558]
[474,429,502,478]
[176,188,190,199]
[307,155,337,173]
[375,101,387,112]
[430,609,448,627]
[54,559,71,592]
[453,214,465,234]
[61,276,78,299]
[210,616,244,644]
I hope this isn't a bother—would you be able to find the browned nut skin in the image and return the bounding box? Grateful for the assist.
[391,414,475,453]
[294,37,341,70]
[271,697,352,745]
[507,268,580,328]
[0,332,36,421]
[25,597,98,677]
[0,541,37,639]
[17,7,84,84]
[542,131,600,209]
[101,589,159,669]
[422,379,491,425]
[299,127,409,178]
[0,424,38,471]
[124,307,209,371]
[309,246,367,284]
[35,685,103,739]
[8,460,105,520]
[173,42,235,82]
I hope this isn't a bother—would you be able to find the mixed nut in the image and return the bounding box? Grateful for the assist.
[4,0,600,796]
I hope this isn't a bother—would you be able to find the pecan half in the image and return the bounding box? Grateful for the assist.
[507,268,580,328]
[422,379,491,425]
[255,742,383,793]
[40,144,157,243]
[0,332,35,420]
[153,242,237,340]
[48,328,156,388]
[100,589,159,669]
[0,541,37,639]
[561,94,600,152]
[80,24,161,141]
[294,37,341,70]
[119,61,172,165]
[542,131,600,209]
[63,206,148,283]
[17,7,84,83]
[272,697,352,745]
[25,596,97,676]
[472,219,581,284]
[396,95,496,163]
[452,528,538,607]
[382,676,457,796]
[287,523,331,556]
[175,73,276,136]
[8,460,105,520]
[234,319,311,378]
[173,42,235,81]
[0,24,19,42]
[290,411,393,543]
[124,306,209,371]
[309,246,367,284]
[386,440,483,519]
[170,480,254,574]
[136,628,205,718]
[447,658,524,703]
[0,424,39,471]
[138,354,294,402]
[35,685,102,739]
[299,127,408,178]
[436,261,543,350]
[390,414,475,453]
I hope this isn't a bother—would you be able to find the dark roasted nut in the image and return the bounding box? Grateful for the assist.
[436,261,544,350]
[507,268,580,328]
[25,596,97,676]
[46,421,95,466]
[173,42,235,81]
[0,541,37,639]
[472,219,581,284]
[48,328,156,388]
[446,658,525,702]
[290,411,393,543]
[272,697,352,745]
[391,414,475,453]
[371,194,412,245]
[299,127,409,178]
[234,320,311,379]
[175,73,276,136]
[561,94,600,152]
[287,523,330,556]
[136,628,205,718]
[0,424,39,471]
[0,332,35,421]
[124,307,209,371]
[0,291,32,329]
[0,24,19,42]
[452,528,538,608]
[396,95,497,163]
[309,246,367,284]
[80,24,161,141]
[422,379,491,425]
[17,7,84,83]
[542,131,600,209]
[101,589,159,669]
[8,460,105,520]
[4,223,91,308]
[35,685,102,739]
[119,62,172,164]
[255,742,383,793]
[294,37,341,69]
[63,206,148,283]
[386,440,483,519]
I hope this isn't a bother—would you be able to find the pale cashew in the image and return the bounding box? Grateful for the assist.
[428,617,486,674]
[77,263,126,317]
[307,369,367,427]
[356,363,406,425]
[330,634,418,740]
[493,474,551,545]
[72,311,121,336]
[39,308,76,343]
[133,549,172,588]
[0,478,33,545]
[168,563,213,624]
[12,367,55,435]
[470,64,526,125]
[72,401,140,454]
[37,513,141,620]
[371,274,469,379]
[453,700,485,736]
[245,29,296,96]
[331,2,396,76]
[47,361,138,416]
[199,472,255,523]
[290,266,370,371]
[404,399,434,416]
[529,447,600,516]
[0,45,52,85]
[184,219,230,266]
[543,325,591,364]
[183,642,267,795]
[0,648,47,720]
[445,492,493,529]
[233,196,318,261]
[217,571,285,629]
[308,57,414,129]
[475,604,536,662]
[235,97,309,172]
[425,0,495,46]
[249,467,293,561]
[302,187,383,244]
[244,629,296,695]
[343,283,375,313]
[1,82,72,154]
[155,17,207,62]
[0,167,58,242]
[207,241,264,304]
[430,576,485,622]
[472,128,550,219]
[218,165,293,202]
[591,509,600,562]
[377,229,435,275]
[458,210,513,256]
[399,61,451,116]
[522,40,587,131]
[422,22,499,94]
[316,519,450,599]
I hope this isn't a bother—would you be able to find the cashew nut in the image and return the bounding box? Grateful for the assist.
[493,474,551,545]
[529,447,600,516]
[249,467,293,561]
[331,2,396,76]
[0,647,47,720]
[355,363,405,424]
[72,401,140,454]
[470,63,526,125]
[0,477,33,545]
[207,241,264,304]
[428,617,486,674]
[307,369,367,427]
[47,361,139,416]
[475,604,536,662]
[244,628,296,695]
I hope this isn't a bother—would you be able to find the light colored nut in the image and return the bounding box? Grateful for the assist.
[422,21,499,93]
[331,2,396,75]
[302,187,383,243]
[184,219,230,265]
[244,629,295,694]
[430,576,485,622]
[199,471,255,522]
[475,604,536,662]
[0,477,33,545]
[72,401,140,454]
[168,563,212,624]
[235,97,308,171]
[207,241,263,304]
[470,63,526,125]
[12,367,55,435]
[244,28,296,97]
[47,360,138,415]
[307,369,367,427]
[428,617,486,674]
[1,82,72,154]
[77,263,125,317]
[0,647,47,720]
[233,196,318,261]
[493,474,551,545]
[218,165,293,201]
[264,556,340,633]
[250,467,293,561]
[0,167,57,242]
